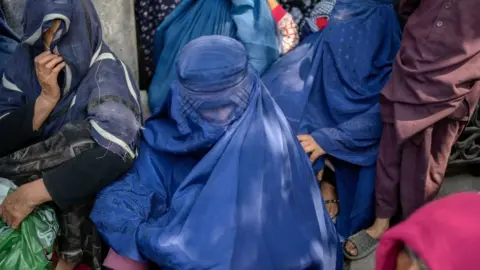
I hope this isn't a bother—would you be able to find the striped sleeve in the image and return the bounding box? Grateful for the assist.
[87,44,142,161]
[271,5,300,54]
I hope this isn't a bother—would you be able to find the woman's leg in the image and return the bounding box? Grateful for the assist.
[55,260,75,270]
[344,123,399,257]
[400,118,466,218]
[319,167,339,218]
[56,202,105,270]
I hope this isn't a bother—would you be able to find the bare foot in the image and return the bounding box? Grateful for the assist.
[55,259,75,270]
[344,218,390,257]
[320,180,339,219]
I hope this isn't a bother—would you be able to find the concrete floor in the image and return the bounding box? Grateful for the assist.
[347,173,480,270]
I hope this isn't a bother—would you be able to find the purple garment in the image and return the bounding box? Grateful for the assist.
[0,0,142,160]
[382,0,480,142]
[375,0,480,218]
[375,119,465,219]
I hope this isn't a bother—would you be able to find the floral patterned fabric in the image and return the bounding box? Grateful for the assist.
[279,0,335,38]
[135,0,180,89]
[279,0,322,26]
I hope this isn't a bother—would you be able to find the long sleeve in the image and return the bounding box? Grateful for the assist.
[271,4,299,55]
[43,145,132,210]
[0,103,42,157]
[310,105,383,167]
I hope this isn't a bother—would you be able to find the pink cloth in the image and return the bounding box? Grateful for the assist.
[103,249,148,270]
[376,192,480,270]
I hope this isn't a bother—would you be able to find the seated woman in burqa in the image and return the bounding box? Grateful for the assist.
[262,0,401,254]
[90,35,340,270]
[0,0,142,268]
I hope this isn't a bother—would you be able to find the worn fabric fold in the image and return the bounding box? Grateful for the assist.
[92,36,339,269]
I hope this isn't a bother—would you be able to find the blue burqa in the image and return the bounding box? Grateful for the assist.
[0,8,19,75]
[262,0,401,240]
[0,0,141,159]
[91,36,339,269]
[148,0,279,111]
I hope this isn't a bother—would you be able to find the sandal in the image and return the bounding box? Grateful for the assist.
[343,230,378,261]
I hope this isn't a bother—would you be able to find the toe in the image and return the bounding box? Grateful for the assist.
[344,241,358,257]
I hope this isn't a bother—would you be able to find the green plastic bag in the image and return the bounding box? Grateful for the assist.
[0,179,59,270]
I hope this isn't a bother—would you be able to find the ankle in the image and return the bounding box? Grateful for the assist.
[374,218,390,228]
[55,259,75,270]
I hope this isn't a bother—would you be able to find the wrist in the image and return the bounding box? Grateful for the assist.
[24,179,52,206]
[38,91,60,106]
[33,94,58,131]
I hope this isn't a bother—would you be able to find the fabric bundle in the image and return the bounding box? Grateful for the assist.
[92,36,339,269]
[148,0,279,111]
[262,0,401,239]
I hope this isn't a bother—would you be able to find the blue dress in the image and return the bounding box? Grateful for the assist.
[92,36,339,269]
[262,0,401,241]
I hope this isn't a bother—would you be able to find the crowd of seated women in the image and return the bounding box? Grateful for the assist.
[0,0,479,269]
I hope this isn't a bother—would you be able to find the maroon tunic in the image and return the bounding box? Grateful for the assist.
[375,0,480,218]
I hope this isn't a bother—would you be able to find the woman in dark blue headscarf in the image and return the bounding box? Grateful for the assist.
[262,0,401,259]
[0,0,141,268]
[91,35,339,269]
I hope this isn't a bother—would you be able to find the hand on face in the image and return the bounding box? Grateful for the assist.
[35,51,65,104]
[36,19,64,105]
[297,134,326,163]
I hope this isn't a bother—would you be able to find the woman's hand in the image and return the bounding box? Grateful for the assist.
[0,179,52,229]
[35,51,65,105]
[298,134,326,163]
